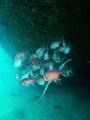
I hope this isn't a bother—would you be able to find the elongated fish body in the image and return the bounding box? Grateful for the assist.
[37,50,44,59]
[32,65,40,71]
[20,72,29,80]
[50,40,60,49]
[40,67,45,76]
[48,62,54,70]
[52,49,57,60]
[44,51,49,60]
[54,53,60,63]
[13,52,27,60]
[29,69,34,77]
[20,78,36,86]
[58,46,65,52]
[43,68,64,81]
[13,58,23,67]
[36,46,44,54]
[30,58,41,66]
[37,78,46,86]
[58,36,66,52]
[63,45,71,54]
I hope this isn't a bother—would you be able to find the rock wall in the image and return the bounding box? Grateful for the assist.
[0,0,90,87]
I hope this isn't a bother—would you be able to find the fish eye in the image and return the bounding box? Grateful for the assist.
[20,81,25,85]
[45,74,48,79]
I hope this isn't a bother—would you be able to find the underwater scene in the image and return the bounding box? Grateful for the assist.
[0,0,90,120]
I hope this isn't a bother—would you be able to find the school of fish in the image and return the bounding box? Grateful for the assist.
[13,36,73,99]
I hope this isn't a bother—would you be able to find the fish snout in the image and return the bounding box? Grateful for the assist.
[20,81,25,85]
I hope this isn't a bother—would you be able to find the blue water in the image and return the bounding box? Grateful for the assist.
[0,45,90,120]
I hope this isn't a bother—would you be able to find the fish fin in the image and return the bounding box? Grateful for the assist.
[57,78,61,85]
[59,67,65,74]
[61,72,67,76]
[54,77,61,85]
[59,59,72,73]
[53,79,58,84]
[61,74,68,77]
[40,81,51,100]
[58,80,61,85]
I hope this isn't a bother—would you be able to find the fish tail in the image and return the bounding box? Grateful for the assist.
[59,66,70,76]
[58,66,65,74]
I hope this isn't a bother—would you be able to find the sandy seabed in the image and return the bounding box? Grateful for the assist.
[0,46,90,120]
[0,79,90,120]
